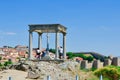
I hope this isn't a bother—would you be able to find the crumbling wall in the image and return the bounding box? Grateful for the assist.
[104,59,112,66]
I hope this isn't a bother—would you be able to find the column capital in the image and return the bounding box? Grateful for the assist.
[63,33,67,36]
[28,30,33,33]
[38,32,43,35]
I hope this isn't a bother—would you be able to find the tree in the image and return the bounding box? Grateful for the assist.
[87,56,94,62]
[66,52,94,62]
[66,52,74,59]
[49,48,56,53]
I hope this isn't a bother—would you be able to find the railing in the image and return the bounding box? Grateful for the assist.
[8,75,80,80]
[8,75,103,80]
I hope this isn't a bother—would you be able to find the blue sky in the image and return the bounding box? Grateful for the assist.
[0,0,120,56]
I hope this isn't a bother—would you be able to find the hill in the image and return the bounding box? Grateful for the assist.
[73,52,106,61]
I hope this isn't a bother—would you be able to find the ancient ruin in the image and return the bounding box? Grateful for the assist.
[80,57,120,69]
[28,24,67,60]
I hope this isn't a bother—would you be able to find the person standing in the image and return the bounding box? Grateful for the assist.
[36,48,40,60]
[58,46,63,59]
[41,49,46,58]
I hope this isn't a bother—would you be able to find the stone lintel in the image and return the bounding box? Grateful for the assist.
[28,24,67,33]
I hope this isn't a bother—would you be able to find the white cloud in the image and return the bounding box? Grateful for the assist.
[6,32,16,35]
[0,31,16,35]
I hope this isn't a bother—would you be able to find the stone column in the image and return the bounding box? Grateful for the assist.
[38,33,42,50]
[55,32,59,59]
[63,33,66,59]
[29,31,33,60]
[46,33,49,55]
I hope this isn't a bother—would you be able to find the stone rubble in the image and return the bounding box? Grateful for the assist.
[13,60,80,80]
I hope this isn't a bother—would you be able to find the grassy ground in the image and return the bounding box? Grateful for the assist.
[70,67,99,80]
[79,70,99,80]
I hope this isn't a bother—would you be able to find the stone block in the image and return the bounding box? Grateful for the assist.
[104,59,112,66]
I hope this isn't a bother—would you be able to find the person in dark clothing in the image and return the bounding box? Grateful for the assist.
[41,50,46,57]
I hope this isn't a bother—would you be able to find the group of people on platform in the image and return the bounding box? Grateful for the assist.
[35,46,63,60]
[35,48,46,60]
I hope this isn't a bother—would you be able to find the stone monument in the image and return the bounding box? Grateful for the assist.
[28,24,67,60]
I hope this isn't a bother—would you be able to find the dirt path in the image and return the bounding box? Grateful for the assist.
[0,70,27,80]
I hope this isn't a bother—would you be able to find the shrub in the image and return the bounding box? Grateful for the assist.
[87,56,94,62]
[66,52,74,59]
[66,52,94,62]
[4,61,12,67]
[91,67,97,71]
[0,56,2,60]
[94,65,120,80]
[0,63,3,67]
[0,63,4,69]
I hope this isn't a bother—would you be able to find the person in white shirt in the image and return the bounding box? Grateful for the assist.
[58,46,63,59]
[36,48,40,59]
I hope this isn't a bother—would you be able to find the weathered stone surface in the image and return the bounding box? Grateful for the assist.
[10,58,120,80]
[27,71,40,79]
[23,60,79,80]
[41,55,52,60]
[104,59,112,66]
[93,60,103,68]
[10,62,29,71]
[111,57,120,66]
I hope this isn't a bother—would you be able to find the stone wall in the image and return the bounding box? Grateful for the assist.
[112,57,120,66]
[80,57,120,69]
[92,60,103,69]
[80,60,87,69]
[104,59,112,66]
